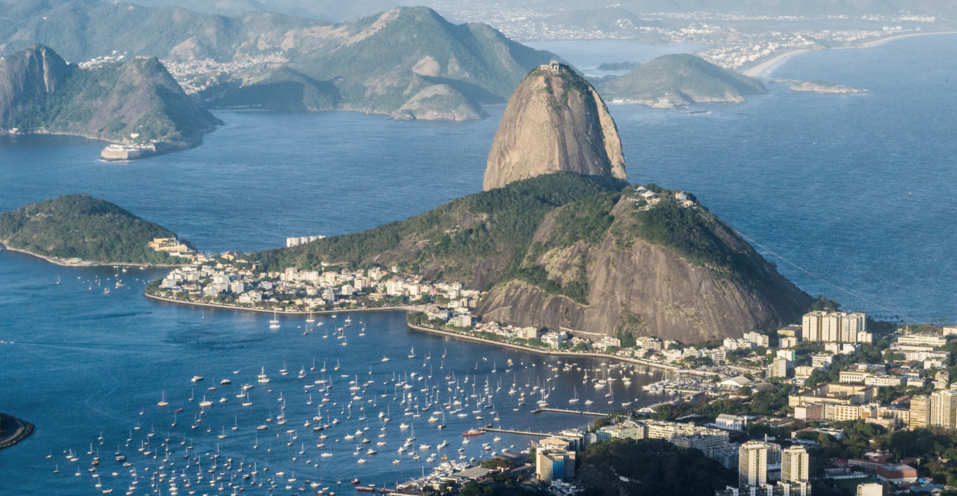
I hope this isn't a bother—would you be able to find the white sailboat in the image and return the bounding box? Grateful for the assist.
[269,312,281,330]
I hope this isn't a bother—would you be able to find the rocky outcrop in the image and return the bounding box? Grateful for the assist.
[0,45,71,123]
[475,194,810,343]
[790,80,862,94]
[483,62,628,191]
[394,84,488,121]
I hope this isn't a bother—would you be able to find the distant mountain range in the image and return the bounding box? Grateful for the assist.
[0,44,218,146]
[0,1,559,121]
[597,54,767,107]
[60,0,957,20]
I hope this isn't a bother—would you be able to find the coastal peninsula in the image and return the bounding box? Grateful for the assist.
[241,63,809,344]
[789,80,863,94]
[0,45,219,160]
[0,194,199,266]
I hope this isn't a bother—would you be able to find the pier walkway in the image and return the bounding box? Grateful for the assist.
[479,427,554,437]
[531,408,606,417]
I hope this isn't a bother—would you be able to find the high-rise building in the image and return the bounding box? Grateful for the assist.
[822,313,842,342]
[739,441,769,488]
[802,311,824,342]
[767,358,790,378]
[910,395,931,429]
[781,445,809,483]
[932,390,957,429]
[801,311,867,343]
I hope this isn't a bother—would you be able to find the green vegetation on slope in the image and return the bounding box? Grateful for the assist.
[578,438,736,496]
[258,173,797,307]
[256,172,615,293]
[597,53,766,105]
[0,194,186,264]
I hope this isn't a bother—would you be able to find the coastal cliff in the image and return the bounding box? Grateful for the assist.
[597,54,767,108]
[483,62,627,191]
[0,45,218,148]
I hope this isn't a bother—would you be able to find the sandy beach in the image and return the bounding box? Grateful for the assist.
[742,49,811,78]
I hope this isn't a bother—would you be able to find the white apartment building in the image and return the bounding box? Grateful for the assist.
[781,445,809,483]
[739,441,769,487]
[931,390,957,429]
[802,311,867,343]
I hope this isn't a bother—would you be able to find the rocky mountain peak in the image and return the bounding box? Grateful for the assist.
[483,61,627,191]
[0,44,71,123]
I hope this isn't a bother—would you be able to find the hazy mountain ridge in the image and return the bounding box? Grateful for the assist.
[0,2,559,120]
[0,44,219,146]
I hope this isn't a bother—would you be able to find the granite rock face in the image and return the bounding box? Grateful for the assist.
[483,62,627,191]
[0,45,71,123]
[474,195,811,343]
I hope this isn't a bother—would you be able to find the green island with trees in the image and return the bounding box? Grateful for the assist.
[0,194,190,265]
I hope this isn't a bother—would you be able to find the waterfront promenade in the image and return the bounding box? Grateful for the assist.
[406,323,713,377]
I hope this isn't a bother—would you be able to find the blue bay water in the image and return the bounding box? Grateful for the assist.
[0,35,956,493]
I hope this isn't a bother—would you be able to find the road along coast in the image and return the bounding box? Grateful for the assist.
[143,292,429,316]
[406,323,711,377]
[0,244,187,268]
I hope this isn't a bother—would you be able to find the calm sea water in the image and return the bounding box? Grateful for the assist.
[1,35,957,493]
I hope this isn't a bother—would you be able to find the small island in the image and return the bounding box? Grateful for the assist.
[596,54,767,108]
[597,61,640,71]
[0,194,201,266]
[789,80,862,94]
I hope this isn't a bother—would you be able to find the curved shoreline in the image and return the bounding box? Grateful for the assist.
[860,31,957,48]
[0,244,187,268]
[0,414,34,450]
[406,323,710,377]
[743,31,957,78]
[143,292,425,316]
